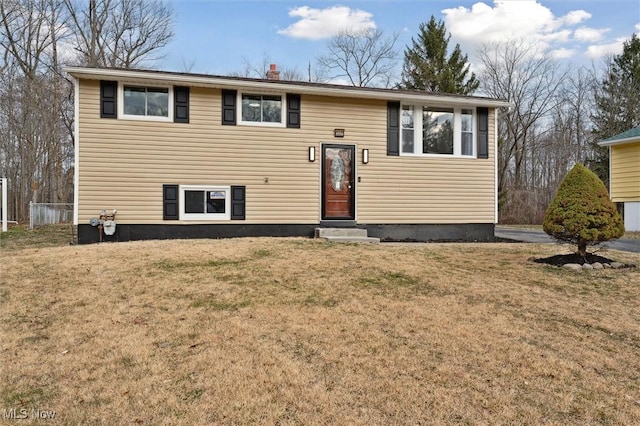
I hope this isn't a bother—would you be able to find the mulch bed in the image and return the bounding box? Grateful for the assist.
[534,253,636,268]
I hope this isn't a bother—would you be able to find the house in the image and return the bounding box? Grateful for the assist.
[598,126,640,232]
[65,66,510,244]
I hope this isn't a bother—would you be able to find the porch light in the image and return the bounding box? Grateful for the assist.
[362,149,369,164]
[308,146,316,162]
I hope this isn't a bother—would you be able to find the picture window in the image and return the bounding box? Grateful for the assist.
[400,106,476,157]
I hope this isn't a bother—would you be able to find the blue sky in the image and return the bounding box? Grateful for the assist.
[163,0,640,77]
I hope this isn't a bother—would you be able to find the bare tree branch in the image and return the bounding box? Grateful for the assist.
[63,0,174,68]
[316,28,399,88]
[229,53,305,81]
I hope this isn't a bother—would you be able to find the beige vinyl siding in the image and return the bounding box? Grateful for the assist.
[79,81,318,224]
[357,108,495,224]
[77,79,496,225]
[610,143,640,202]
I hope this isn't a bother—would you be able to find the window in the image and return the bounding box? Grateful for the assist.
[401,105,415,153]
[180,185,230,220]
[120,84,172,121]
[423,108,454,155]
[461,109,473,156]
[240,93,284,125]
[401,105,475,157]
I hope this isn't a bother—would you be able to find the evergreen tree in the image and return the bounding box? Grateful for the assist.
[591,33,640,184]
[543,164,624,257]
[400,16,479,94]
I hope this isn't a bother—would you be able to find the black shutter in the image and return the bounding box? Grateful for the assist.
[230,186,246,220]
[174,86,189,123]
[100,80,117,119]
[387,101,400,156]
[222,89,237,125]
[163,184,179,220]
[286,93,301,128]
[477,107,489,159]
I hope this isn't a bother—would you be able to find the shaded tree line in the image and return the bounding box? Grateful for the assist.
[480,35,639,223]
[0,0,173,222]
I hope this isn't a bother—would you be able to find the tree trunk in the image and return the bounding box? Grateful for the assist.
[577,241,588,258]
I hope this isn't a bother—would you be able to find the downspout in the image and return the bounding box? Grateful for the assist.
[494,108,499,224]
[608,146,612,196]
[73,76,80,226]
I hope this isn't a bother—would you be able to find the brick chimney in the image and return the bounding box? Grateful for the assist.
[266,63,280,80]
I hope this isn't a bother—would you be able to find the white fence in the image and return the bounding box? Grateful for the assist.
[30,202,74,229]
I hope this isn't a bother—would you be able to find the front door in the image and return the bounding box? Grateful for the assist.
[322,144,355,220]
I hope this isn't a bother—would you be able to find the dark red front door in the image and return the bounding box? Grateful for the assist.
[322,145,355,220]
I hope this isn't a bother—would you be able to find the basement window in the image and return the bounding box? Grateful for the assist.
[179,185,230,220]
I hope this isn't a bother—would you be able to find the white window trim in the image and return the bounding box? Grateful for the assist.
[118,82,173,122]
[179,185,231,221]
[238,91,286,128]
[460,109,474,157]
[400,105,476,158]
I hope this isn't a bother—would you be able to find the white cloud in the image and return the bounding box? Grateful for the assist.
[561,10,591,26]
[636,23,640,32]
[277,6,376,40]
[442,1,633,65]
[443,1,562,49]
[551,47,575,59]
[585,38,626,59]
[574,26,609,42]
[540,30,571,43]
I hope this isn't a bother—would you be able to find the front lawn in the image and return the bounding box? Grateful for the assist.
[1,237,639,424]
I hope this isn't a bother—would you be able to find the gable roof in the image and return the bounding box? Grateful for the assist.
[64,66,511,109]
[598,125,640,147]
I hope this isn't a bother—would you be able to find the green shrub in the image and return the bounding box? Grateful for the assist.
[543,163,624,256]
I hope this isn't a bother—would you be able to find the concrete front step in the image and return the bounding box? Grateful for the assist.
[322,236,380,244]
[315,227,368,238]
[314,227,380,244]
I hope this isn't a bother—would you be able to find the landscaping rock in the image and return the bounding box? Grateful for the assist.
[563,263,583,271]
[534,254,636,272]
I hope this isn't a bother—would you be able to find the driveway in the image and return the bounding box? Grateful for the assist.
[495,226,640,254]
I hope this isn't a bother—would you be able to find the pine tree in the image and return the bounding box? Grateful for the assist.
[400,16,479,94]
[543,164,624,257]
[591,33,640,184]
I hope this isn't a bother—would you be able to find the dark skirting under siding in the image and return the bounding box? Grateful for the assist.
[77,223,495,244]
[365,223,496,242]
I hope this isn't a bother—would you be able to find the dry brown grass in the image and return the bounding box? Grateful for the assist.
[2,237,640,425]
[624,231,640,240]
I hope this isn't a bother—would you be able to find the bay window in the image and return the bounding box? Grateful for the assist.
[401,105,476,157]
